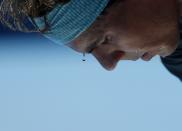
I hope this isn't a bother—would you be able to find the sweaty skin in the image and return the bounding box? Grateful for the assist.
[68,0,181,71]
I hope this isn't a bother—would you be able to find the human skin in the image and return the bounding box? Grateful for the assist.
[67,0,180,71]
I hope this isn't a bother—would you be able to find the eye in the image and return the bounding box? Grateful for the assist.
[103,35,113,44]
[87,35,113,54]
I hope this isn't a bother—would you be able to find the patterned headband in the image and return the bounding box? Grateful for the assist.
[30,0,110,45]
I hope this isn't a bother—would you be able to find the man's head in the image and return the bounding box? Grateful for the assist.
[0,0,180,71]
[68,0,180,70]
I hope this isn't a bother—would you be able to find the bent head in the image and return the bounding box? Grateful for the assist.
[0,0,180,71]
[68,0,180,70]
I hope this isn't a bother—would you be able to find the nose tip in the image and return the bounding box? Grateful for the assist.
[102,61,116,71]
[99,58,118,71]
[93,51,124,71]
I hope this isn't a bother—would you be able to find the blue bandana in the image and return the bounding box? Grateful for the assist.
[31,0,110,45]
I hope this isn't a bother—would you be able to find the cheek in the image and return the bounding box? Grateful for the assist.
[104,0,179,52]
[110,27,178,54]
[109,32,146,53]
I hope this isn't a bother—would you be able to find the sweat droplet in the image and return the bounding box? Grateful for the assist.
[82,53,86,61]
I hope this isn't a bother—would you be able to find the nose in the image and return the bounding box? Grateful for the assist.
[92,48,124,71]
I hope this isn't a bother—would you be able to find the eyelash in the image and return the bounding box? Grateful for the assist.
[88,35,112,53]
[104,35,112,44]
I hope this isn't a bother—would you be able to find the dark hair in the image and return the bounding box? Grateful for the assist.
[0,0,70,33]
